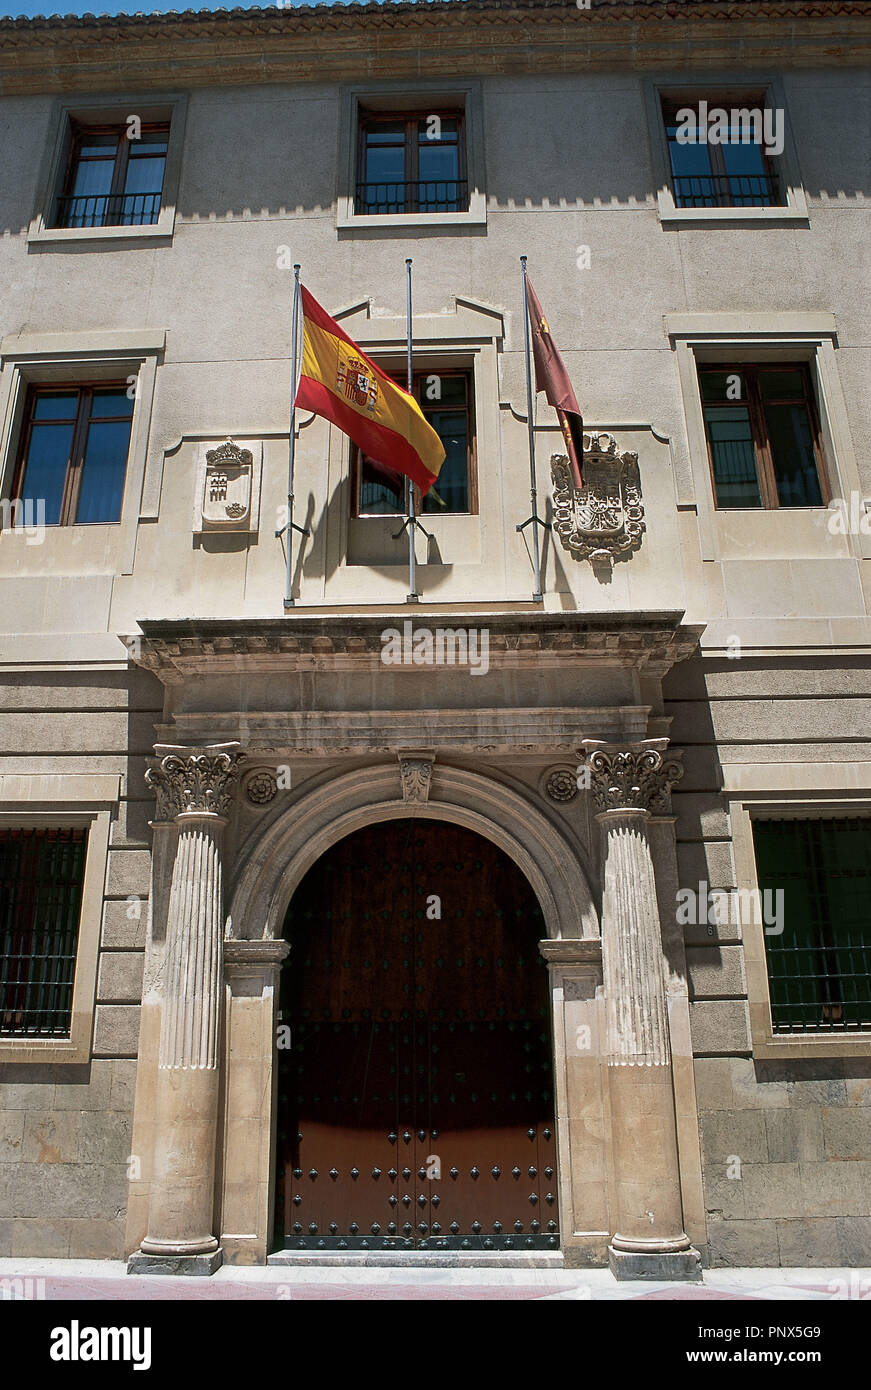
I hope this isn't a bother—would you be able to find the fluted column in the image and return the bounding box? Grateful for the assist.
[130,743,243,1275]
[581,739,701,1280]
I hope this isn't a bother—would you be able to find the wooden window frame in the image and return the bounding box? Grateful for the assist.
[11,381,134,527]
[356,109,468,216]
[661,93,783,209]
[698,361,830,510]
[351,367,478,518]
[56,119,170,229]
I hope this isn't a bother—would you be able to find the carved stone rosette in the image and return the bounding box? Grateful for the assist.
[146,744,244,821]
[398,754,434,804]
[582,740,683,816]
[550,432,645,571]
[545,768,579,802]
[245,769,279,806]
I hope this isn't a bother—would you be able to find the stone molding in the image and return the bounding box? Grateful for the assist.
[580,739,683,816]
[227,761,599,945]
[128,613,703,680]
[550,434,645,572]
[0,6,863,98]
[146,743,244,820]
[398,752,435,803]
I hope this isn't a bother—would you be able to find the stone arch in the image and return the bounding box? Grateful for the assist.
[227,761,598,942]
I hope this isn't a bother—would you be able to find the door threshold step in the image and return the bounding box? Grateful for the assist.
[267,1251,565,1269]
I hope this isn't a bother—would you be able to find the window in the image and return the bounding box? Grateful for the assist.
[752,818,871,1035]
[661,96,784,209]
[0,827,88,1038]
[54,120,169,229]
[699,363,827,509]
[12,383,135,526]
[352,370,475,516]
[356,112,468,215]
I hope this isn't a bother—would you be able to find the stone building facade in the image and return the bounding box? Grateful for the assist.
[0,0,869,1273]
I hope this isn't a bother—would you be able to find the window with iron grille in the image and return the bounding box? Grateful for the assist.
[752,817,871,1035]
[661,96,785,210]
[53,120,169,230]
[356,112,468,216]
[698,363,828,510]
[0,827,88,1038]
[351,369,476,516]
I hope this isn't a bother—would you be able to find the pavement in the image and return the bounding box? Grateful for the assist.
[1,1257,870,1300]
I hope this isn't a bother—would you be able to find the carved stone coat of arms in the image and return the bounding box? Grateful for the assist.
[550,432,645,571]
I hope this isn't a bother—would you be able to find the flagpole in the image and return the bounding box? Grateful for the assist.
[280,263,310,609]
[405,257,419,603]
[517,254,544,603]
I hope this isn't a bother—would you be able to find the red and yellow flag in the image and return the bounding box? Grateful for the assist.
[295,287,445,495]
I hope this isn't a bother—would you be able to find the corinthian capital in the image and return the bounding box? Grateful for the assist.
[146,743,244,820]
[580,740,683,815]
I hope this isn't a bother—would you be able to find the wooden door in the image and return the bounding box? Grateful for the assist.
[275,819,559,1251]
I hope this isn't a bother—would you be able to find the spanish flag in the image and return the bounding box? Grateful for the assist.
[295,286,445,495]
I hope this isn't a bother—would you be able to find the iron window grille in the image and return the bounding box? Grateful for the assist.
[698,362,828,510]
[752,817,871,1035]
[0,827,88,1037]
[53,120,169,229]
[356,112,469,215]
[351,369,476,517]
[661,97,786,210]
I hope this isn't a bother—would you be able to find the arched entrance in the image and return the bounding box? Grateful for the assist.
[274,818,559,1251]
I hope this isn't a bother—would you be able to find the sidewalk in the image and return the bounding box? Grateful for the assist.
[1,1257,868,1301]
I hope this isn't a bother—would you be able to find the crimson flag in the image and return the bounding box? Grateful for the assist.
[525,277,584,488]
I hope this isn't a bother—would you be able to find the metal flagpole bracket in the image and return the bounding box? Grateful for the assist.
[517,254,549,603]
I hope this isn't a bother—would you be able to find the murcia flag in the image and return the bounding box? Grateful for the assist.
[295,287,446,495]
[525,277,584,488]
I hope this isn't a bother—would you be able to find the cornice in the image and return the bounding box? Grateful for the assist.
[0,0,868,94]
[126,611,703,680]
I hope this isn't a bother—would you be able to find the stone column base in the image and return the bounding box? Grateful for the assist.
[127,1248,224,1277]
[608,1243,702,1282]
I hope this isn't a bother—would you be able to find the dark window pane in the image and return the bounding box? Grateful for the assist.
[19,421,75,525]
[421,409,468,514]
[363,145,405,184]
[704,405,762,507]
[422,375,467,406]
[418,117,458,141]
[666,130,713,178]
[753,818,871,1033]
[32,392,78,421]
[124,154,166,199]
[364,121,406,143]
[721,140,769,177]
[418,142,460,185]
[359,455,404,514]
[699,371,745,404]
[75,418,132,523]
[759,370,806,400]
[71,157,114,199]
[765,402,822,507]
[90,388,134,420]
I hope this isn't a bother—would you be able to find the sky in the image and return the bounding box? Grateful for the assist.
[0,0,367,16]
